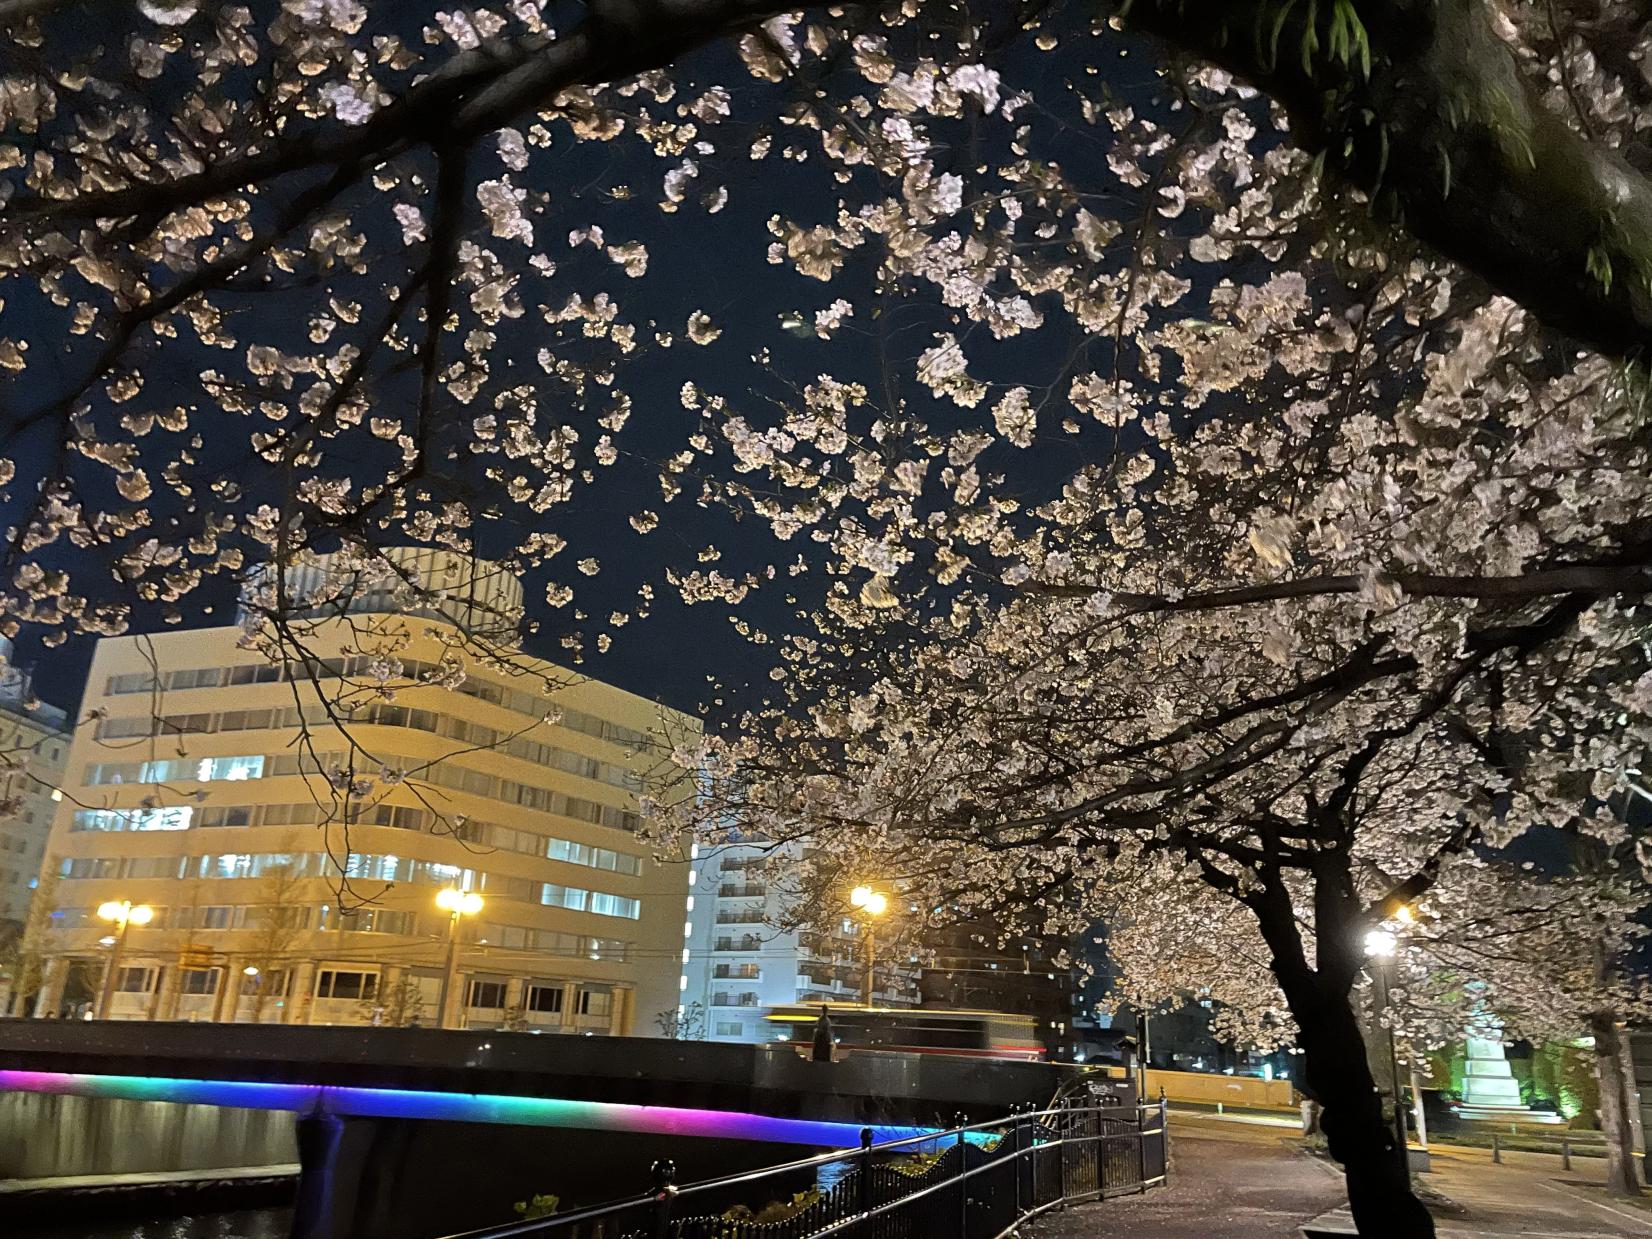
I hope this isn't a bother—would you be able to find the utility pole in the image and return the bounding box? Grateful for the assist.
[434,888,483,1029]
[1368,955,1410,1178]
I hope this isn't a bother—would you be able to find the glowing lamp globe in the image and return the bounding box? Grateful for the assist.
[437,888,483,915]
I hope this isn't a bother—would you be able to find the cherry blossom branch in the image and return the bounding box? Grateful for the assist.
[1114,0,1652,357]
[1036,556,1652,614]
[4,0,795,236]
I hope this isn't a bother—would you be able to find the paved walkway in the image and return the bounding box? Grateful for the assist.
[1022,1115,1344,1239]
[1024,1115,1652,1238]
[1307,1142,1652,1237]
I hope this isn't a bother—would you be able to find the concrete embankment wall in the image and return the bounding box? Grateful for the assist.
[0,1092,297,1179]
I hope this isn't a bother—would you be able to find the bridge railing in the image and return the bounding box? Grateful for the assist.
[446,1098,1169,1239]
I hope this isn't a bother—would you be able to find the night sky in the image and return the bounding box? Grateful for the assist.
[1,20,1166,731]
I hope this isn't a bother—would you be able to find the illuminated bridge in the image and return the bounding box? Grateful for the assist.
[0,1020,1123,1238]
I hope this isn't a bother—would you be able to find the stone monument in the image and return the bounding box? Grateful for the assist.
[1453,1026,1565,1125]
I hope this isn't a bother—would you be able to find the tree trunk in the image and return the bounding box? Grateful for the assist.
[1246,870,1435,1238]
[1590,1008,1642,1197]
[1296,980,1436,1237]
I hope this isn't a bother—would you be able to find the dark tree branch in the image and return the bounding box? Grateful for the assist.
[1115,0,1652,357]
[9,0,1652,361]
[1036,553,1652,614]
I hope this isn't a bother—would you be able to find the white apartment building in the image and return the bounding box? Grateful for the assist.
[681,837,919,1043]
[32,549,696,1034]
[0,637,69,926]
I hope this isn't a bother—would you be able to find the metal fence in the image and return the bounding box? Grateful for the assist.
[449,1100,1169,1239]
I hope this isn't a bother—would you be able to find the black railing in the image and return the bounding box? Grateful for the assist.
[446,1100,1169,1239]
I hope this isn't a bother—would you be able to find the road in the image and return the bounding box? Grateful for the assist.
[1022,1114,1345,1239]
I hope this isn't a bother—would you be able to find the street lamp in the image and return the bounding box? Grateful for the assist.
[94,900,154,1020]
[236,965,260,1025]
[848,886,889,1008]
[435,887,484,1029]
[1364,923,1410,1179]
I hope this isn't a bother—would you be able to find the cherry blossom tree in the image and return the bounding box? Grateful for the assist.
[3,0,1652,664]
[664,250,1652,1234]
[1386,856,1651,1194]
[3,7,1651,1232]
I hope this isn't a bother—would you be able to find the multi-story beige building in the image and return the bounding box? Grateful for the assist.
[0,637,69,927]
[31,550,697,1034]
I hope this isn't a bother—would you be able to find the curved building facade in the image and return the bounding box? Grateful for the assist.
[33,554,696,1034]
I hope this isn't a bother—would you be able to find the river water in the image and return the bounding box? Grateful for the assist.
[17,1208,292,1239]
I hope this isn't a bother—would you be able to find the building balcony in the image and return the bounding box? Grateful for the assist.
[713,912,767,926]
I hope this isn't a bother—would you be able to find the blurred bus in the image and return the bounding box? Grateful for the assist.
[761,1004,1045,1060]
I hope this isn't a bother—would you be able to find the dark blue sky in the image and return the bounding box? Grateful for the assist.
[1,12,1164,728]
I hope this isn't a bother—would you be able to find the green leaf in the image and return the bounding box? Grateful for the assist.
[1300,0,1320,75]
[1265,0,1298,72]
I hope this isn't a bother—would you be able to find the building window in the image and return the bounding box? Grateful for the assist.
[60,857,119,879]
[540,884,640,920]
[199,806,254,828]
[716,1022,744,1037]
[315,969,378,1001]
[576,987,612,1017]
[180,969,219,996]
[198,906,235,930]
[540,883,588,912]
[332,907,413,935]
[588,892,641,920]
[198,755,264,782]
[526,985,564,1013]
[242,968,291,997]
[227,664,282,686]
[114,966,154,993]
[468,980,507,1010]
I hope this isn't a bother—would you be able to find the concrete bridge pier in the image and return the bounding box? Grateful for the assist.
[292,1112,418,1239]
[284,1110,819,1239]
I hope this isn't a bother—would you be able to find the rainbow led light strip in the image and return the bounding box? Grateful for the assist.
[0,1070,934,1148]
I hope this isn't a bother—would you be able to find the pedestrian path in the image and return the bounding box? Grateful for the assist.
[1302,1143,1652,1238]
[1025,1117,1344,1239]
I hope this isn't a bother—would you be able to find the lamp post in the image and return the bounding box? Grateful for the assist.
[435,887,484,1029]
[94,900,154,1020]
[848,886,888,1008]
[1364,925,1410,1179]
[237,965,260,1024]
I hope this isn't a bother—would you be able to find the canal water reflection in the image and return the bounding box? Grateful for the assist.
[17,1207,291,1239]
